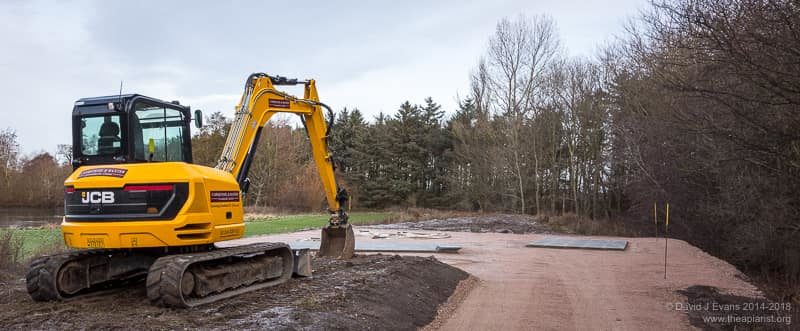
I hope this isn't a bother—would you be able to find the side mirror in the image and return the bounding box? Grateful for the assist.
[194,109,203,128]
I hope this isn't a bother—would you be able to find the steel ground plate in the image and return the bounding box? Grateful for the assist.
[526,237,628,250]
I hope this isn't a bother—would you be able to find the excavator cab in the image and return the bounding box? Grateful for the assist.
[71,95,198,168]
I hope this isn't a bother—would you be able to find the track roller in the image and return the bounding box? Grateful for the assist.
[146,242,297,308]
[26,249,154,302]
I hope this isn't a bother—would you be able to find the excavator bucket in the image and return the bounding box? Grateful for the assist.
[318,224,355,259]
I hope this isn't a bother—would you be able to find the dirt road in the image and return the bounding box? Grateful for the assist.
[234,228,766,330]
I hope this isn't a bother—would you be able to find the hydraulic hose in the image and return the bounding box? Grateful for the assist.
[315,102,335,139]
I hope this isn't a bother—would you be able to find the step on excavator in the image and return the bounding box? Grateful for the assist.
[25,73,355,307]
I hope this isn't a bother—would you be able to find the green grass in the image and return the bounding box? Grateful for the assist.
[3,212,394,260]
[1,227,63,260]
[18,228,62,257]
[243,212,393,236]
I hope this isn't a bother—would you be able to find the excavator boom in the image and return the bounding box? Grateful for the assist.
[216,73,354,258]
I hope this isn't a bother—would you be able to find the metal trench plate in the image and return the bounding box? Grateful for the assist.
[526,237,628,251]
[288,241,461,253]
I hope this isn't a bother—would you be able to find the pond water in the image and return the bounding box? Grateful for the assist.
[0,207,63,228]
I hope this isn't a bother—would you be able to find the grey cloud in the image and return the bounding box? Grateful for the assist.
[1,0,646,154]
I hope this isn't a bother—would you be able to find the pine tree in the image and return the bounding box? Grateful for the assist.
[357,112,405,208]
[418,98,453,207]
[329,108,369,203]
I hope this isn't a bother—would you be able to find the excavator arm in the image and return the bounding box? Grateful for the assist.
[216,73,354,258]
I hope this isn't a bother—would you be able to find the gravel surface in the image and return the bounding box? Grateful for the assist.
[235,228,771,330]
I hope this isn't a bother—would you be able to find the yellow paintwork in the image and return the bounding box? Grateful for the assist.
[61,75,342,249]
[62,162,244,248]
[217,77,340,211]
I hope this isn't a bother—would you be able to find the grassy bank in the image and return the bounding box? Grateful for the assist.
[0,227,62,275]
[244,212,393,236]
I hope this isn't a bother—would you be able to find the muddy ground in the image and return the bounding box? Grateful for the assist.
[0,254,468,330]
[372,214,550,234]
[678,285,795,330]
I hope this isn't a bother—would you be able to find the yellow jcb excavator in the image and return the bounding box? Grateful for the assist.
[25,73,355,307]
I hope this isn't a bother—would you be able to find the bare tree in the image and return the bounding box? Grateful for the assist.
[56,144,72,166]
[247,118,310,208]
[483,15,560,214]
[607,0,800,284]
[0,128,19,191]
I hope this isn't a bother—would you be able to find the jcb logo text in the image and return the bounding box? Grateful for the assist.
[81,191,115,204]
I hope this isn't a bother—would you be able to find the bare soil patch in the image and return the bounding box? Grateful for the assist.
[371,214,550,234]
[678,285,795,330]
[0,254,467,330]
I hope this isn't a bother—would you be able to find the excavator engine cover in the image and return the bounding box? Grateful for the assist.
[318,224,355,259]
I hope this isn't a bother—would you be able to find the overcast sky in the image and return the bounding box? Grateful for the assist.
[0,0,646,154]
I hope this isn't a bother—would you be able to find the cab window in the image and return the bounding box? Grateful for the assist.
[80,115,122,156]
[131,102,188,162]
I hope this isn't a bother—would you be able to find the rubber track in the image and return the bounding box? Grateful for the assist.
[146,242,293,308]
[25,249,113,301]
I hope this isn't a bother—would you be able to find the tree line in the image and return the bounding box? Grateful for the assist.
[0,129,71,208]
[1,0,797,288]
[609,0,800,287]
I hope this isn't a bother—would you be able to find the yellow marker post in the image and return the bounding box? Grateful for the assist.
[654,202,658,240]
[664,203,670,279]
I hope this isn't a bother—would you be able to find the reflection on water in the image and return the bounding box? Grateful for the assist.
[0,207,63,228]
